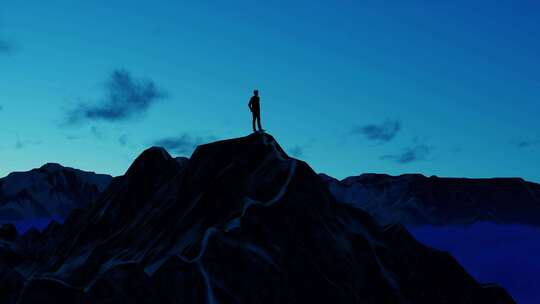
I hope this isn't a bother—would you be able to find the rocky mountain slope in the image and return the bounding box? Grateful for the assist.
[0,163,112,222]
[321,173,540,226]
[0,133,514,303]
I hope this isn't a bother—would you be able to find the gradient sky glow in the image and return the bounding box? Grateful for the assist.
[1,0,539,181]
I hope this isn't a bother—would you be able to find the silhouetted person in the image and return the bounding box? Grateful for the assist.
[248,90,263,132]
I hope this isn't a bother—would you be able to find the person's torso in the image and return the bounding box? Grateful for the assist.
[251,96,260,110]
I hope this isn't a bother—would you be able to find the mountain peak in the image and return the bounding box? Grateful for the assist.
[191,132,290,165]
[39,162,66,172]
[124,146,173,177]
[137,146,172,161]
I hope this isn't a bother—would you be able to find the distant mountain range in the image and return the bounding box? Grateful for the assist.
[0,163,112,222]
[321,173,540,226]
[3,157,539,231]
[0,133,514,303]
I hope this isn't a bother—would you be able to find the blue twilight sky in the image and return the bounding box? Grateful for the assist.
[0,0,539,181]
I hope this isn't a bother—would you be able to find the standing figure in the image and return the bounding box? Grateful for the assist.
[248,89,263,132]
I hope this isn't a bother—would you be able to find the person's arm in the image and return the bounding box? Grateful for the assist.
[248,98,253,110]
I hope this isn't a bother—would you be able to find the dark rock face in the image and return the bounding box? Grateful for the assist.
[322,173,540,226]
[0,163,112,221]
[0,224,17,241]
[0,264,24,304]
[0,134,515,303]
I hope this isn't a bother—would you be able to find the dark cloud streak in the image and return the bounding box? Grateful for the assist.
[65,69,165,125]
[380,144,431,164]
[351,119,401,142]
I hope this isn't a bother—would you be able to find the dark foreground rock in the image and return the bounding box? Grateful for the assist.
[0,133,515,303]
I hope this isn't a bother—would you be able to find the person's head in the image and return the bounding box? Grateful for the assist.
[253,89,259,96]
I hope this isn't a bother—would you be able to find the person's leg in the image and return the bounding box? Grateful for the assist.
[257,112,263,131]
[252,113,257,132]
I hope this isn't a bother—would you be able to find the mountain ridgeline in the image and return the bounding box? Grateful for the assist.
[321,173,540,226]
[0,133,515,303]
[0,163,112,222]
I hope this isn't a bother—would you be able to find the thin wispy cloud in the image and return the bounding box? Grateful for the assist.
[15,135,42,150]
[289,146,304,158]
[118,134,128,146]
[0,39,12,54]
[351,119,401,143]
[65,69,165,125]
[380,143,431,164]
[65,135,79,141]
[153,133,210,155]
[511,139,539,149]
[90,126,105,140]
[15,136,23,149]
